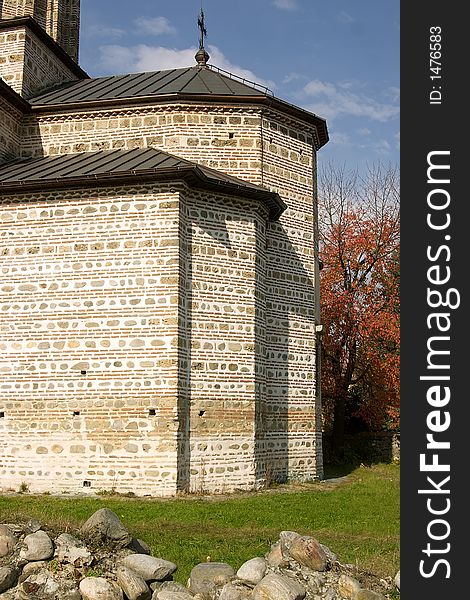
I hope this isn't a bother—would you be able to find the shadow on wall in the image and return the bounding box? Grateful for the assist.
[173,195,320,491]
[176,196,244,493]
[19,112,44,160]
[255,220,319,486]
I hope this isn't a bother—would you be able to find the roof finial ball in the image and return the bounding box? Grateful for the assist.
[195,7,210,66]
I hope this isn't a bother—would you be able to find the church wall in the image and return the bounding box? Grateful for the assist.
[18,99,324,484]
[178,187,268,493]
[0,184,183,496]
[20,103,264,184]
[0,24,79,98]
[0,180,276,496]
[0,94,21,161]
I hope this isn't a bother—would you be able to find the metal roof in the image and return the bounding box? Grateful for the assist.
[30,66,268,106]
[0,148,286,220]
[28,64,328,148]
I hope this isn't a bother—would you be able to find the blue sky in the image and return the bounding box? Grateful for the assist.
[79,0,399,172]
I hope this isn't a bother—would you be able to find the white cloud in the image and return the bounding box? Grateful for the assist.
[372,139,391,155]
[85,25,125,39]
[282,72,307,85]
[330,132,352,146]
[96,44,275,90]
[357,127,372,136]
[207,46,275,90]
[273,0,298,10]
[134,16,176,36]
[97,44,195,74]
[303,79,399,122]
[386,86,400,103]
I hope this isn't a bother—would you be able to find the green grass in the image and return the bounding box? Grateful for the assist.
[0,462,399,585]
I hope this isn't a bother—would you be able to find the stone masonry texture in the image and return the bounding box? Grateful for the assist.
[0,1,327,495]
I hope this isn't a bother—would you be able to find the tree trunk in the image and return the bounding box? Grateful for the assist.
[331,393,346,456]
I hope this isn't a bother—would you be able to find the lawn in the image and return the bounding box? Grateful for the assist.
[0,462,399,585]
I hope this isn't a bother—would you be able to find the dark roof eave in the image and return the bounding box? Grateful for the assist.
[0,165,286,221]
[31,92,329,148]
[0,16,89,80]
[0,78,31,112]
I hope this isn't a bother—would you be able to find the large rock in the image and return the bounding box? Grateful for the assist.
[19,531,54,561]
[236,558,267,585]
[0,568,18,595]
[219,581,253,600]
[252,573,306,600]
[288,536,328,572]
[189,562,235,597]
[55,533,93,567]
[121,554,177,582]
[80,509,132,548]
[0,526,17,559]
[79,577,124,600]
[116,565,151,600]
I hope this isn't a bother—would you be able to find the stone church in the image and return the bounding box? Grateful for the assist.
[0,0,329,495]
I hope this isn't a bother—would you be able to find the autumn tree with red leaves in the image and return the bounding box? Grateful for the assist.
[318,162,400,455]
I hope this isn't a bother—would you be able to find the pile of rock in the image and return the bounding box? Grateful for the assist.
[0,508,400,600]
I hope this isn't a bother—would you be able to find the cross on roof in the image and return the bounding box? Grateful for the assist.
[198,8,207,50]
